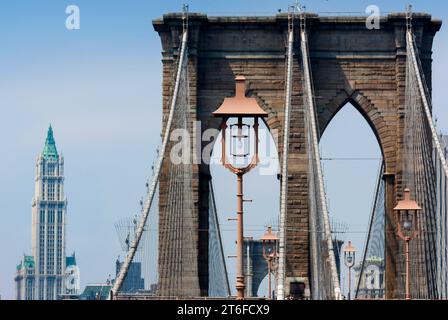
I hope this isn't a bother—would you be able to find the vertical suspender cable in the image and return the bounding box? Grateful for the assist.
[110,15,189,298]
[276,10,294,301]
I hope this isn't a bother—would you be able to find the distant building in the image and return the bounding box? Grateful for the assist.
[115,259,144,293]
[15,126,79,300]
[242,238,270,298]
[15,256,36,300]
[330,219,349,285]
[333,239,344,283]
[64,253,81,296]
[354,256,384,299]
[114,216,149,295]
[114,284,159,300]
[79,284,112,300]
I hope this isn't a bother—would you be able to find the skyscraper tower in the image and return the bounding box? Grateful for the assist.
[15,126,77,300]
[32,125,67,300]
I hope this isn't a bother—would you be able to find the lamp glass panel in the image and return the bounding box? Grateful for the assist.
[230,123,250,158]
[401,210,414,232]
[224,118,257,169]
[346,256,353,264]
[264,241,275,255]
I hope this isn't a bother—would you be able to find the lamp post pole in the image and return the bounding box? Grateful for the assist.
[236,172,245,299]
[348,268,351,301]
[405,238,410,300]
[268,258,272,299]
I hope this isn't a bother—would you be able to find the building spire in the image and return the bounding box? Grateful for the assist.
[42,125,59,159]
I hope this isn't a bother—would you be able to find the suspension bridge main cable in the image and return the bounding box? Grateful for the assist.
[405,8,446,298]
[407,13,448,184]
[110,9,190,298]
[276,5,295,301]
[300,8,341,299]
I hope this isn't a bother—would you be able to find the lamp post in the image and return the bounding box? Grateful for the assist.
[213,75,268,300]
[343,241,356,300]
[393,188,421,300]
[261,226,279,299]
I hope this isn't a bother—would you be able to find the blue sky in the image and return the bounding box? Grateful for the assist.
[0,0,446,299]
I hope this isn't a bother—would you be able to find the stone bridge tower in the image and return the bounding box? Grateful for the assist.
[153,12,441,298]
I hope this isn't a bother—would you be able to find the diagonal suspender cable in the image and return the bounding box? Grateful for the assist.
[354,162,385,298]
[209,180,231,296]
[300,20,341,300]
[110,28,188,298]
[407,31,448,182]
[407,28,447,299]
[276,12,294,301]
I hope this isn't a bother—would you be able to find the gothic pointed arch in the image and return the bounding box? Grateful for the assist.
[317,89,393,171]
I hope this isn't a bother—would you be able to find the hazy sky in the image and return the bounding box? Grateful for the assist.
[0,0,446,299]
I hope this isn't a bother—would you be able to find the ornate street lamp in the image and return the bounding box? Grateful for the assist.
[343,241,356,300]
[213,75,268,300]
[393,188,421,300]
[261,226,279,299]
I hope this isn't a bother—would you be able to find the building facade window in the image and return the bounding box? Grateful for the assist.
[39,224,45,273]
[47,278,54,300]
[39,209,45,224]
[26,278,34,300]
[47,224,54,274]
[39,278,44,300]
[48,210,54,224]
[46,163,54,177]
[56,182,60,200]
[48,181,55,201]
[16,278,22,300]
[56,278,62,297]
[57,224,63,273]
[57,210,63,223]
